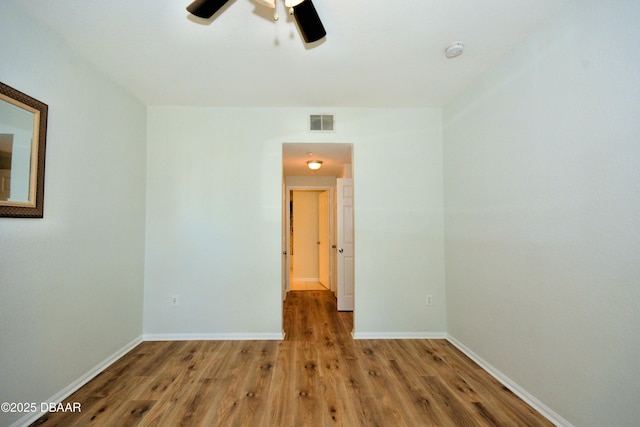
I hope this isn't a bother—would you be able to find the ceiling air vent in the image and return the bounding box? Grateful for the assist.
[309,114,335,132]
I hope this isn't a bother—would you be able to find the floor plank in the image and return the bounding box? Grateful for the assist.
[32,290,553,426]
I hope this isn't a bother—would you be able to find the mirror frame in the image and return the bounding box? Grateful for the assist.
[0,82,48,218]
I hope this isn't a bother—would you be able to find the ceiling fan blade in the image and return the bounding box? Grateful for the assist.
[255,0,276,8]
[186,0,231,19]
[293,0,326,43]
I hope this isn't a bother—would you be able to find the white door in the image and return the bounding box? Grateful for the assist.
[0,169,11,201]
[337,178,354,311]
[318,190,330,290]
[282,183,289,301]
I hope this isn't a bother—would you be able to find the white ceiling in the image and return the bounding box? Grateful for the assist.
[11,0,569,177]
[13,0,569,108]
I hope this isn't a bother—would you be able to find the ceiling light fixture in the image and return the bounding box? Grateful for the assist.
[307,160,323,170]
[186,0,326,44]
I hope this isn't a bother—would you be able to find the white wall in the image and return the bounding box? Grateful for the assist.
[286,176,338,187]
[144,107,446,337]
[0,3,147,426]
[443,1,640,426]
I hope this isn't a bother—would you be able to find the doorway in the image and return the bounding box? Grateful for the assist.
[289,190,331,291]
[281,143,354,327]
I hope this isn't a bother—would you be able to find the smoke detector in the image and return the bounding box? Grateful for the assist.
[445,42,465,59]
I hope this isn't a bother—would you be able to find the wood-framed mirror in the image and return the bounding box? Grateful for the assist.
[0,82,48,218]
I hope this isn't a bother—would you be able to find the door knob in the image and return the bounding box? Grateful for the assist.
[338,248,344,253]
[282,251,287,255]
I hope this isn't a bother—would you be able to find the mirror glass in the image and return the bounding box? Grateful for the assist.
[0,82,48,218]
[0,98,37,204]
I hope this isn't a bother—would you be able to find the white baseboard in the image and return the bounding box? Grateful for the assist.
[353,331,447,340]
[11,335,143,427]
[143,332,285,341]
[446,334,573,427]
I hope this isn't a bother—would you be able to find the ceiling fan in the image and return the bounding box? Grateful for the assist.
[186,0,326,44]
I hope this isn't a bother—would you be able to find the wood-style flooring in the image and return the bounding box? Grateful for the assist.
[32,290,553,426]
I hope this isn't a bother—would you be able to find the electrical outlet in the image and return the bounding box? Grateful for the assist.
[171,295,179,307]
[426,295,433,306]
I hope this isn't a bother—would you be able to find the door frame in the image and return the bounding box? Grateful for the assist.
[283,185,335,297]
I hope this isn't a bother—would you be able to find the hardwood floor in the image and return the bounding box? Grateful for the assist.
[32,291,553,426]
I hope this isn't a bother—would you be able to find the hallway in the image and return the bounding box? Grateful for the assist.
[283,290,352,341]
